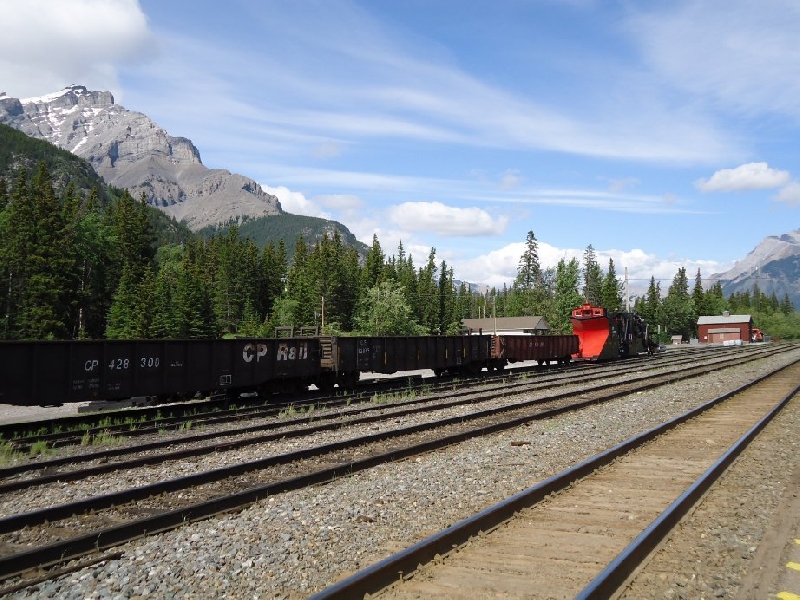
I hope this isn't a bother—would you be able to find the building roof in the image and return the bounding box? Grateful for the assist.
[461,316,550,333]
[697,314,752,326]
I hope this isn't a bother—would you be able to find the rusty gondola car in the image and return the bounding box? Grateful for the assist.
[490,334,579,366]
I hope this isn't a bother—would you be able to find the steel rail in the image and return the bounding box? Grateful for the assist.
[0,353,781,583]
[307,360,798,600]
[0,344,776,484]
[576,380,800,598]
[0,347,770,496]
[0,342,748,444]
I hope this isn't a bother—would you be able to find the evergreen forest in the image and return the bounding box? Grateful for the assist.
[1,161,798,342]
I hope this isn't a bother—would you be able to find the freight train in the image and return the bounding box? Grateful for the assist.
[0,304,653,407]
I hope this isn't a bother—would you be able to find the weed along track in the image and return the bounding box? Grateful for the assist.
[0,345,797,595]
[311,360,800,599]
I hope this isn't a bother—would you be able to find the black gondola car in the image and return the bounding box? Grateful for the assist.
[314,335,491,391]
[0,338,322,406]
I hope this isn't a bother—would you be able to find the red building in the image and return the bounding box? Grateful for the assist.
[696,312,754,344]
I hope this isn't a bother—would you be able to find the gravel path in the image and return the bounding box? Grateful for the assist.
[5,347,800,599]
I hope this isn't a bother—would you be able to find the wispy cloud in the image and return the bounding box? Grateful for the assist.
[627,0,800,121]
[774,182,800,205]
[388,202,508,237]
[118,1,742,166]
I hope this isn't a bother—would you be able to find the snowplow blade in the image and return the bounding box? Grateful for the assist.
[570,304,617,360]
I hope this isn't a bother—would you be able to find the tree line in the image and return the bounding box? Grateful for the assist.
[0,163,796,341]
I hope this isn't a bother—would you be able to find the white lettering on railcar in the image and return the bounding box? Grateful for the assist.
[84,359,99,372]
[139,356,160,368]
[108,358,130,370]
[277,342,308,361]
[242,343,269,363]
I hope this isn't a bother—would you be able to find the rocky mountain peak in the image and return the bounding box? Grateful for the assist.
[0,85,281,230]
[710,228,800,308]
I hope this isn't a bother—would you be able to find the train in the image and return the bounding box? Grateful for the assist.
[0,304,653,407]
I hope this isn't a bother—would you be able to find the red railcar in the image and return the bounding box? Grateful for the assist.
[490,334,578,366]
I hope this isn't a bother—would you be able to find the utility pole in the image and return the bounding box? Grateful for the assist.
[624,267,630,312]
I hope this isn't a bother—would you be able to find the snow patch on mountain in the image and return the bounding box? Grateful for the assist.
[0,85,281,230]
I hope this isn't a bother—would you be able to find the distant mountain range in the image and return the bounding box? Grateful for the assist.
[710,229,800,310]
[1,85,797,305]
[0,85,280,230]
[0,85,366,255]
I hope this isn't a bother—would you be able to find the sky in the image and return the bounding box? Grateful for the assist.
[2,0,800,297]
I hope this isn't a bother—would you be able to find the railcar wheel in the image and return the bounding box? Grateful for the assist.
[341,371,359,390]
[317,373,336,393]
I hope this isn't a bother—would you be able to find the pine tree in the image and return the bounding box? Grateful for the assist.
[582,244,604,306]
[258,240,287,318]
[416,249,439,332]
[105,263,140,339]
[692,268,705,319]
[552,258,583,333]
[661,267,695,340]
[361,234,385,291]
[780,293,794,315]
[600,258,623,311]
[638,276,661,330]
[285,236,315,327]
[16,163,73,338]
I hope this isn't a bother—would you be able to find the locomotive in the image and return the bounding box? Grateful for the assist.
[0,304,652,407]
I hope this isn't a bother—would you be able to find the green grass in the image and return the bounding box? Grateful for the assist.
[28,440,51,458]
[0,441,21,466]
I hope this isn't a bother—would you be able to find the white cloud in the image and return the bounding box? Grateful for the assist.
[605,177,639,193]
[312,141,344,159]
[0,0,154,99]
[695,162,791,192]
[452,242,731,295]
[315,194,363,211]
[264,185,332,219]
[774,182,800,205]
[499,169,522,190]
[388,202,509,237]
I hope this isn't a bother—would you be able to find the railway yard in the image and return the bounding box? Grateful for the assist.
[0,343,798,598]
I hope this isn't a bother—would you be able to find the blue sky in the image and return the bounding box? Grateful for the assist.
[2,0,799,295]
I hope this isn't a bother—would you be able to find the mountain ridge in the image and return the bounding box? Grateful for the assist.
[0,85,282,230]
[709,228,800,309]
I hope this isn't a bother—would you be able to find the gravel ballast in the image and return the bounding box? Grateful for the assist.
[5,347,800,599]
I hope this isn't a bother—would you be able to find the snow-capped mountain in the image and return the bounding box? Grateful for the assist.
[0,85,281,230]
[709,229,800,307]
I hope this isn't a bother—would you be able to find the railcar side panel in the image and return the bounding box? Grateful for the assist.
[347,335,489,375]
[492,334,579,363]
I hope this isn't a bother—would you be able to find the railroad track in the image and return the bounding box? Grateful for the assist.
[0,346,790,592]
[308,359,800,599]
[0,344,781,492]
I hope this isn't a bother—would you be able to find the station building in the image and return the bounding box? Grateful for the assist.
[461,316,550,335]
